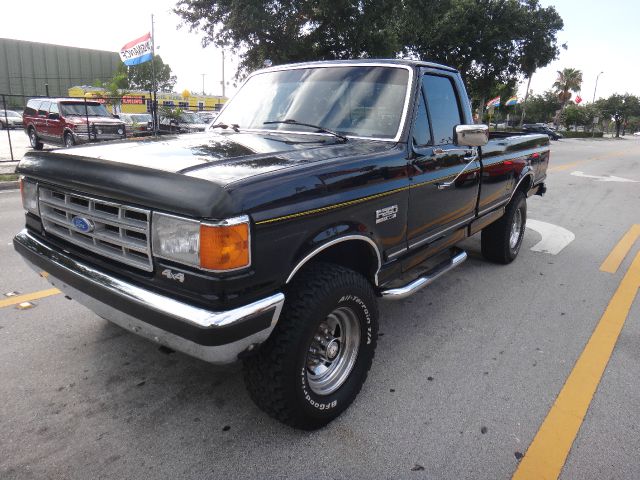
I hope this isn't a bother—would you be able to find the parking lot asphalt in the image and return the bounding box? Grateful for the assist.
[1,137,639,479]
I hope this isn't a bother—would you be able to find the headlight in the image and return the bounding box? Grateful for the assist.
[152,213,250,271]
[19,177,38,215]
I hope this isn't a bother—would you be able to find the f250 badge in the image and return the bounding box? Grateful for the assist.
[376,205,398,224]
[161,269,185,283]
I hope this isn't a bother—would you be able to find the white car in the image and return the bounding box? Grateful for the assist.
[633,131,640,136]
[0,110,23,129]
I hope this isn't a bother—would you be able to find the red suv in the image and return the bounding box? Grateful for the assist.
[23,98,126,149]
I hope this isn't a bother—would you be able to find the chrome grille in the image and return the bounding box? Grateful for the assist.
[39,186,153,271]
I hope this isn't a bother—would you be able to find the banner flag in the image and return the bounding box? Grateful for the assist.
[486,96,501,108]
[119,33,153,66]
[505,96,518,106]
[575,95,583,104]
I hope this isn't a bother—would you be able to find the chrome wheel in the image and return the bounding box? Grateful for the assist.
[64,133,74,148]
[29,129,37,147]
[306,306,360,395]
[509,207,523,249]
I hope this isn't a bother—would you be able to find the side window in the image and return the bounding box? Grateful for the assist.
[49,103,59,116]
[38,101,51,117]
[25,99,41,116]
[423,75,461,145]
[412,90,431,146]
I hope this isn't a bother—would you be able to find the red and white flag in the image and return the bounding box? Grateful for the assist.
[575,95,583,104]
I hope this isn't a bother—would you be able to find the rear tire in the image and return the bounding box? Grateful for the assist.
[243,262,378,430]
[481,191,527,264]
[28,127,43,150]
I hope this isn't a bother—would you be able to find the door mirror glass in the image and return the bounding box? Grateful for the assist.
[454,124,489,147]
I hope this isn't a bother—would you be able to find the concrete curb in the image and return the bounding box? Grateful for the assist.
[0,181,19,191]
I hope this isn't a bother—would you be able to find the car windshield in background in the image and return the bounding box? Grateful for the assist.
[60,103,110,117]
[3,111,21,118]
[217,65,410,140]
[179,113,199,123]
[131,114,151,122]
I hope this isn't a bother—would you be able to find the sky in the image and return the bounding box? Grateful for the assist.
[2,0,639,102]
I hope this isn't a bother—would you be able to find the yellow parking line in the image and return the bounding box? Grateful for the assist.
[512,250,640,480]
[600,225,640,273]
[0,288,61,308]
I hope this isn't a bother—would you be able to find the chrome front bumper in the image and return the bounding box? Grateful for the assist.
[13,230,285,364]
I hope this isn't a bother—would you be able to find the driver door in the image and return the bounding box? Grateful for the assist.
[406,72,481,257]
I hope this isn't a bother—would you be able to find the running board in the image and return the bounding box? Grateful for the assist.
[380,249,468,300]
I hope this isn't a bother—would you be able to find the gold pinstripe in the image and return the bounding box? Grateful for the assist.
[255,165,488,226]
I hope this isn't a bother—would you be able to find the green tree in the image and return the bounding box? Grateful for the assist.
[596,94,640,137]
[117,55,177,93]
[174,0,400,78]
[96,70,129,114]
[400,0,563,119]
[518,90,559,124]
[174,0,563,115]
[553,68,583,111]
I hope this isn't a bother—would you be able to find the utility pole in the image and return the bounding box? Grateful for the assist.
[519,74,533,127]
[592,71,604,103]
[151,14,158,136]
[201,74,206,95]
[221,50,226,98]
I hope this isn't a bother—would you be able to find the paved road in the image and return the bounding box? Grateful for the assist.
[1,138,639,479]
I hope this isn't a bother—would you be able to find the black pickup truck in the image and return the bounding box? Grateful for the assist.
[14,60,549,430]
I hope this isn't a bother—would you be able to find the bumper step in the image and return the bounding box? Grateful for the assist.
[380,248,467,300]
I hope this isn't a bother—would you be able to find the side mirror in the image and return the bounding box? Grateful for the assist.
[49,112,60,120]
[454,124,489,147]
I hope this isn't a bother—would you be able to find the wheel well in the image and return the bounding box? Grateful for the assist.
[289,239,380,286]
[515,173,533,196]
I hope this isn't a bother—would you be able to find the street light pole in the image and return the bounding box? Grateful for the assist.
[592,71,604,103]
[201,73,206,95]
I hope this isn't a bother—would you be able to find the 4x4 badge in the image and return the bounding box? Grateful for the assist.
[161,269,185,283]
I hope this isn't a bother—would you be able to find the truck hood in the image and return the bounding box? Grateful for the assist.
[17,131,395,219]
[52,131,394,184]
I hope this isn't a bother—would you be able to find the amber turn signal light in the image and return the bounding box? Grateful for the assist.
[200,222,250,271]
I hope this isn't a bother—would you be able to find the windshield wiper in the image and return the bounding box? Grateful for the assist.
[263,119,348,142]
[211,122,240,132]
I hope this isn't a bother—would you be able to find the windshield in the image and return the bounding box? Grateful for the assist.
[179,113,199,124]
[60,102,110,117]
[131,114,151,122]
[216,65,410,140]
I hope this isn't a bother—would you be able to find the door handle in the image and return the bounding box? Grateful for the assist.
[435,149,479,190]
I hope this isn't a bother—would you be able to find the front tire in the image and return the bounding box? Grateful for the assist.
[64,132,75,148]
[28,128,43,150]
[243,262,378,430]
[481,191,527,264]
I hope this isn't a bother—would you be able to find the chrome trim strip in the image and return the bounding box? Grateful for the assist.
[408,215,476,250]
[15,230,283,330]
[213,63,415,143]
[286,235,382,285]
[477,200,509,217]
[386,247,408,260]
[381,249,467,300]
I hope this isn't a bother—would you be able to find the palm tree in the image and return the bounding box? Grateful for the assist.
[553,68,583,110]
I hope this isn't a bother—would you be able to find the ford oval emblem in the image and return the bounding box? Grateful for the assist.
[71,216,95,233]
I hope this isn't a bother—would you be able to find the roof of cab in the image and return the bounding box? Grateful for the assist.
[258,58,458,73]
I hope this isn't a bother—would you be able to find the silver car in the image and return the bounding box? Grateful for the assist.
[1,110,23,129]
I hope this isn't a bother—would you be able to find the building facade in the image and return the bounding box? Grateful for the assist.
[67,86,227,114]
[0,38,120,107]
